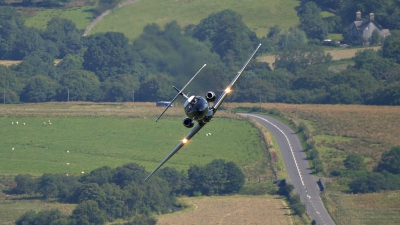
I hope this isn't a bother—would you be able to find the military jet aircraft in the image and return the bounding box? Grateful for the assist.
[145,43,261,181]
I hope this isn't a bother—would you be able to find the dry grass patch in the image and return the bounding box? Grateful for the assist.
[326,46,380,60]
[157,195,292,225]
[257,46,381,68]
[0,60,22,66]
[326,191,400,225]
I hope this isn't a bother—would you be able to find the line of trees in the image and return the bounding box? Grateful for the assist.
[1,7,400,105]
[9,159,245,224]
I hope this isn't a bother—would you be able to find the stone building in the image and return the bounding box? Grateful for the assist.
[347,11,390,45]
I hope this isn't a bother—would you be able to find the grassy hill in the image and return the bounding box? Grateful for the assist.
[89,0,299,40]
[22,0,299,40]
[23,5,96,30]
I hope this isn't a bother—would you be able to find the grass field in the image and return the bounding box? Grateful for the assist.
[24,5,96,30]
[88,0,300,40]
[0,102,283,224]
[157,195,292,225]
[0,102,269,178]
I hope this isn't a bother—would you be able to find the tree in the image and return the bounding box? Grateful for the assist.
[12,174,37,194]
[381,30,400,64]
[374,82,400,105]
[80,166,114,186]
[12,27,56,60]
[192,9,259,66]
[224,161,245,194]
[267,25,281,42]
[289,194,306,216]
[0,65,23,103]
[278,179,294,197]
[20,75,59,102]
[349,172,386,193]
[277,27,307,51]
[344,154,365,170]
[57,54,83,72]
[188,159,245,195]
[16,210,66,225]
[298,1,328,41]
[158,167,190,196]
[112,163,147,188]
[83,32,138,81]
[377,146,400,174]
[0,7,24,59]
[136,75,172,102]
[370,29,381,45]
[330,68,379,104]
[71,200,107,225]
[75,183,107,209]
[58,70,101,101]
[353,49,395,80]
[101,74,138,102]
[274,45,331,73]
[42,18,83,58]
[328,84,361,104]
[37,173,62,199]
[16,51,58,80]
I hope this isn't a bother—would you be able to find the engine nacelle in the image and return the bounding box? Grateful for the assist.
[183,117,194,128]
[206,91,216,102]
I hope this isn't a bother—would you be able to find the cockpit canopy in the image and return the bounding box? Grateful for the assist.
[184,95,209,120]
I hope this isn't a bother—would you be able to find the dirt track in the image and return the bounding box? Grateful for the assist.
[82,0,142,36]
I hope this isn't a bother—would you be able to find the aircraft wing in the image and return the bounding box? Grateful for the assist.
[212,43,261,113]
[145,123,205,181]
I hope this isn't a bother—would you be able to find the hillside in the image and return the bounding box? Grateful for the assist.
[23,0,299,40]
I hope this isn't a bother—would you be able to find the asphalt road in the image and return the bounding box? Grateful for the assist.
[239,113,335,225]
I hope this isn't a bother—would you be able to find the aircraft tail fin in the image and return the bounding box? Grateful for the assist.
[155,64,206,122]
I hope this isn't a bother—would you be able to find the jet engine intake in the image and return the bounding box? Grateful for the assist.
[183,117,194,128]
[206,91,216,102]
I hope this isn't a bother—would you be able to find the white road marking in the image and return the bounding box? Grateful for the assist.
[245,114,305,186]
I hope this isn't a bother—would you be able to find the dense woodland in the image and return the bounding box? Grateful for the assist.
[9,159,245,224]
[0,1,400,105]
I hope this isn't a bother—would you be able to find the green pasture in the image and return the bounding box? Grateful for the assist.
[89,0,300,40]
[1,115,264,176]
[24,5,96,30]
